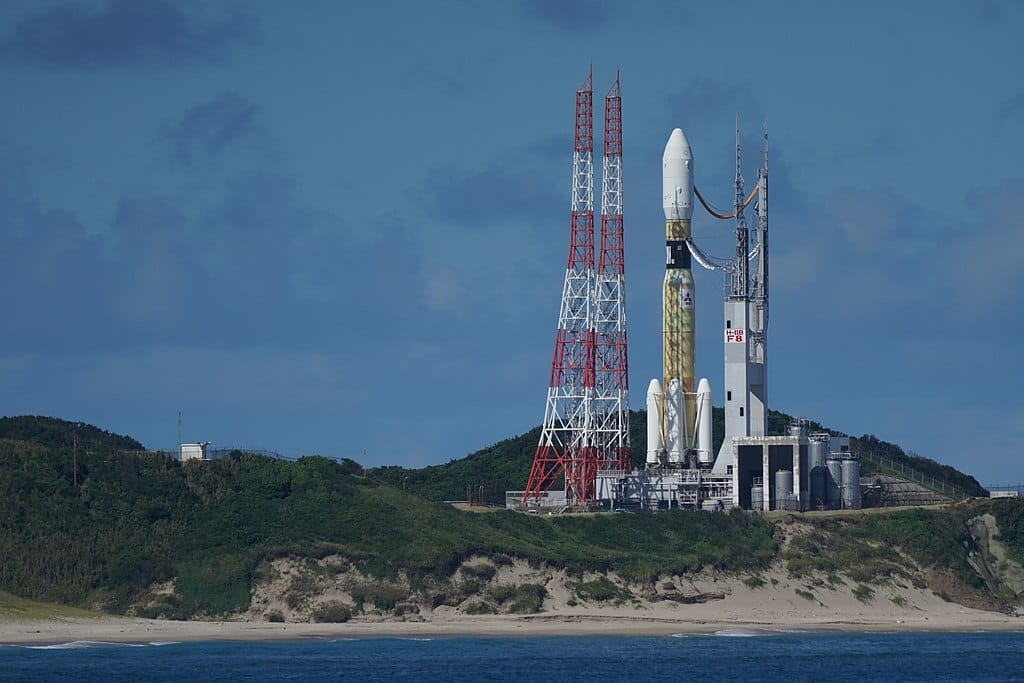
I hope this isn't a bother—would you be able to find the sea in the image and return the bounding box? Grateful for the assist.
[2,631,1023,681]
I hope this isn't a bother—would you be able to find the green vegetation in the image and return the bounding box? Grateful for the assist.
[990,498,1024,566]
[852,584,875,603]
[783,508,985,590]
[795,588,816,601]
[368,408,985,507]
[507,584,547,614]
[743,575,766,589]
[312,601,352,623]
[568,576,631,603]
[0,418,776,619]
[1,416,1018,621]
[0,589,100,620]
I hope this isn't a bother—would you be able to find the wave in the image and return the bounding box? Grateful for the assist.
[18,640,150,650]
[712,629,775,638]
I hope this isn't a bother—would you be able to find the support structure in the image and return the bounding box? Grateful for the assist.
[593,73,631,473]
[714,122,769,474]
[524,70,597,505]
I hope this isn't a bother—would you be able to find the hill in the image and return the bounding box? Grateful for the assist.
[0,415,1011,626]
[369,408,987,505]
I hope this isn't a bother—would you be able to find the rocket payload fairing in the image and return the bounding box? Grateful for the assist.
[662,128,696,456]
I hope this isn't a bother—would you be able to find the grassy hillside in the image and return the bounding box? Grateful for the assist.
[370,408,986,506]
[0,415,1004,621]
[0,422,776,618]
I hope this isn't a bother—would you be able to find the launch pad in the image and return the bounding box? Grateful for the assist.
[515,73,861,514]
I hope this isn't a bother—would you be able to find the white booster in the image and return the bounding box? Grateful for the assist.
[696,377,712,466]
[645,378,664,465]
[665,378,684,464]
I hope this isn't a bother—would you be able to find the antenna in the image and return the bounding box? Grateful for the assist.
[732,116,748,298]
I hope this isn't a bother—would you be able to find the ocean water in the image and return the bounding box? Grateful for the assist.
[1,631,1023,681]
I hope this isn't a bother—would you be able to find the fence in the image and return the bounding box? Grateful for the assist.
[858,450,969,500]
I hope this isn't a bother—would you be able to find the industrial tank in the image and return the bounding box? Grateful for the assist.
[826,455,843,509]
[808,434,829,508]
[750,481,764,511]
[775,470,794,510]
[841,457,861,509]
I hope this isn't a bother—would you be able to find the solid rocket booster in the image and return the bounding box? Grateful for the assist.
[662,128,696,452]
[645,379,664,465]
[696,377,712,466]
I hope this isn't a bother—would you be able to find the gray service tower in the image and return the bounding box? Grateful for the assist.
[712,126,769,475]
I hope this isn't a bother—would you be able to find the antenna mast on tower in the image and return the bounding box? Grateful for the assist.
[593,71,631,473]
[524,69,597,505]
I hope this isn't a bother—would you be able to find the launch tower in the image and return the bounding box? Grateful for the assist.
[523,71,631,507]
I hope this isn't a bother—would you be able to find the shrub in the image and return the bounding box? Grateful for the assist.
[570,577,627,602]
[464,601,497,615]
[508,584,547,614]
[312,602,352,623]
[349,583,408,612]
[266,609,285,623]
[486,584,517,604]
[743,576,765,589]
[852,584,875,603]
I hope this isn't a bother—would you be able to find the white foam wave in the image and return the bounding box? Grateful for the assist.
[21,640,147,650]
[713,629,772,638]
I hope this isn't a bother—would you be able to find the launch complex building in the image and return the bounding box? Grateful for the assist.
[511,72,861,513]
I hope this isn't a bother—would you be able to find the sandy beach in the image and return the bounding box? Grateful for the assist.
[3,577,1021,645]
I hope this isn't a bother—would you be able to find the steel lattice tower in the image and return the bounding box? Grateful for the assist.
[593,73,631,473]
[524,70,596,505]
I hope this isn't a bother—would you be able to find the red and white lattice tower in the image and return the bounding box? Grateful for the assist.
[524,70,596,505]
[593,73,631,473]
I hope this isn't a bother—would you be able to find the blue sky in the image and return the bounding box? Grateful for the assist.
[1,0,1021,486]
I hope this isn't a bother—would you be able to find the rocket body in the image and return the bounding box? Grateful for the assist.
[662,129,696,451]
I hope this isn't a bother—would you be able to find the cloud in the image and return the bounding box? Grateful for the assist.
[821,186,938,255]
[0,0,258,68]
[165,92,259,164]
[954,179,1024,305]
[522,0,612,31]
[0,163,429,354]
[423,161,563,229]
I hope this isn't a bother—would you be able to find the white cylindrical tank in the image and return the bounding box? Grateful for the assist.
[665,378,683,464]
[809,433,829,507]
[696,378,712,467]
[646,379,664,466]
[750,481,764,511]
[775,470,794,510]
[841,458,861,509]
[826,455,844,509]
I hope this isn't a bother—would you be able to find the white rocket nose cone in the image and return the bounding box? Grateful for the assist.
[663,128,691,160]
[646,378,664,397]
[663,128,694,220]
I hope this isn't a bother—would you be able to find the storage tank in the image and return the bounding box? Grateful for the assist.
[841,457,861,509]
[775,470,794,510]
[808,434,828,508]
[750,481,764,511]
[788,421,807,439]
[826,455,843,509]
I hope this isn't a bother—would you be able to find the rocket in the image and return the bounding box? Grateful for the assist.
[662,128,696,459]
